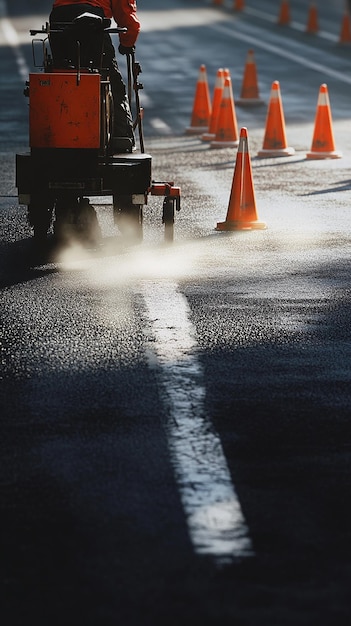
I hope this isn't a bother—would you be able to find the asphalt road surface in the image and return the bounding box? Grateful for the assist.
[1,1,351,625]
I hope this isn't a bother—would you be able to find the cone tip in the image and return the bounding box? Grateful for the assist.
[320,83,328,92]
[272,80,280,89]
[240,127,248,138]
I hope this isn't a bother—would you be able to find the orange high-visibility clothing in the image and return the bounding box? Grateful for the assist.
[52,0,140,46]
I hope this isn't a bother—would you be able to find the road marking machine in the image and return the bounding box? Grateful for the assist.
[15,12,181,247]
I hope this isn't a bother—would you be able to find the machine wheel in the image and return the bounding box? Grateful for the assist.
[54,196,101,246]
[75,198,102,245]
[162,197,175,243]
[27,194,53,244]
[54,197,76,243]
[113,195,143,242]
[164,220,174,243]
[100,82,114,156]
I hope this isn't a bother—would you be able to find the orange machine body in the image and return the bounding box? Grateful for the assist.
[29,72,101,149]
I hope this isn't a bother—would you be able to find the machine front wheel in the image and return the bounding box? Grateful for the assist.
[54,196,101,246]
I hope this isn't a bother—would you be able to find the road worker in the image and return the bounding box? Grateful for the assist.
[49,1,141,152]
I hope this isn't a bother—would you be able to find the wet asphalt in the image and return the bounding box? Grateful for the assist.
[1,1,351,625]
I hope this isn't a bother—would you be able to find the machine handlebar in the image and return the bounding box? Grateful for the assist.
[30,25,127,36]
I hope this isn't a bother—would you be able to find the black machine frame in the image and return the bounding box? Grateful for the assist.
[15,13,181,245]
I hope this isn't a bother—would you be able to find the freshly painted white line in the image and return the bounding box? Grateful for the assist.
[142,280,253,564]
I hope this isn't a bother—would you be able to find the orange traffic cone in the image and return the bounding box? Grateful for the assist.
[202,68,225,141]
[277,0,291,25]
[210,77,239,148]
[306,3,319,34]
[216,127,266,231]
[257,80,295,157]
[185,65,212,135]
[233,0,245,10]
[339,12,351,43]
[306,84,342,159]
[236,50,264,107]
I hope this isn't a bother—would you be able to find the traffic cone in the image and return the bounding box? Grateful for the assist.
[306,84,342,159]
[339,12,351,43]
[216,127,266,231]
[257,80,295,157]
[210,77,239,148]
[202,68,225,141]
[185,65,212,135]
[306,3,319,34]
[236,50,264,107]
[277,0,290,25]
[233,0,245,10]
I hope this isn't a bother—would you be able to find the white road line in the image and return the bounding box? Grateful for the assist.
[149,117,172,133]
[0,1,29,80]
[142,280,253,564]
[212,21,351,85]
